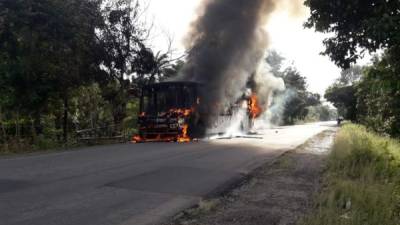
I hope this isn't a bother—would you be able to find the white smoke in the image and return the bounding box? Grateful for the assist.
[177,0,306,135]
[253,89,296,130]
[253,61,285,108]
[250,60,289,131]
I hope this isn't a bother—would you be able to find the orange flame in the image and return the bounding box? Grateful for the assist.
[177,124,191,143]
[133,108,193,143]
[169,108,193,117]
[132,135,143,143]
[170,108,193,142]
[249,94,262,119]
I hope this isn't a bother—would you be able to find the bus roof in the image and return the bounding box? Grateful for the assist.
[144,81,203,89]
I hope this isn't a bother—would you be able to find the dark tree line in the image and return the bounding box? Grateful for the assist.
[0,0,180,152]
[305,0,400,137]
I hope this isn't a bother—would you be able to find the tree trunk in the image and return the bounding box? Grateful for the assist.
[0,106,6,141]
[30,118,36,143]
[15,110,20,139]
[33,112,42,136]
[54,113,59,142]
[63,95,69,143]
[114,82,128,126]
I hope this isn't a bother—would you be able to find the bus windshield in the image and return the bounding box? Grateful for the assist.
[140,83,198,115]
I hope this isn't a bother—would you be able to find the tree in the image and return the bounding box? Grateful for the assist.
[96,0,147,124]
[338,65,364,86]
[0,0,103,142]
[324,85,357,121]
[323,65,362,122]
[131,48,177,86]
[357,53,400,137]
[0,0,179,151]
[265,51,324,125]
[305,105,336,122]
[162,59,185,81]
[305,1,400,136]
[266,50,285,77]
[283,67,307,92]
[305,0,400,69]
[281,67,321,124]
[97,0,175,124]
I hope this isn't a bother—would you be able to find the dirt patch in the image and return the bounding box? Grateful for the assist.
[164,129,337,225]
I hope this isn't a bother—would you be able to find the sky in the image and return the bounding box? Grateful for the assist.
[146,0,343,96]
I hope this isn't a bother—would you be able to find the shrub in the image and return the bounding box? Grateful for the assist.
[300,124,400,225]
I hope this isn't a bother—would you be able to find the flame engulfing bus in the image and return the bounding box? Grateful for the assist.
[133,81,258,143]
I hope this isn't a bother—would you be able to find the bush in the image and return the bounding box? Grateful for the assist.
[33,135,60,151]
[300,124,400,225]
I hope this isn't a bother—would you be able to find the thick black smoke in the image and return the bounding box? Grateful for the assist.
[179,0,278,123]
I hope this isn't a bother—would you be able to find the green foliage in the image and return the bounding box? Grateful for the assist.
[305,0,400,69]
[282,69,322,125]
[324,64,364,121]
[123,99,140,138]
[96,0,176,124]
[0,0,102,109]
[338,65,364,86]
[357,53,400,137]
[162,60,185,81]
[0,0,178,153]
[304,105,337,122]
[70,84,114,129]
[300,124,400,225]
[305,0,400,137]
[266,50,285,77]
[0,0,105,142]
[324,52,400,137]
[266,51,325,125]
[325,85,357,121]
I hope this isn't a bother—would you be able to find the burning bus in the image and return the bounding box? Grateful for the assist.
[132,81,260,143]
[133,82,202,143]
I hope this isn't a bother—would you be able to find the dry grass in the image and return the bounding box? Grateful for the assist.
[300,124,400,225]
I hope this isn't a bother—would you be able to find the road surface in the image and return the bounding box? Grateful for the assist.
[0,122,336,225]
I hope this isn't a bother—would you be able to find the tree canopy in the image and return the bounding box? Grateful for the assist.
[0,0,179,151]
[305,0,400,69]
[266,51,330,125]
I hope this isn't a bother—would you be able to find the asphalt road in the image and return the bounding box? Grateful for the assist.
[0,122,336,225]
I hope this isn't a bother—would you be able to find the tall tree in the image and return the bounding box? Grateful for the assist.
[281,67,321,124]
[0,0,103,142]
[266,50,285,77]
[305,0,400,136]
[325,85,357,121]
[305,0,400,69]
[97,0,151,124]
[97,0,176,124]
[338,65,364,86]
[323,65,363,122]
[357,54,400,137]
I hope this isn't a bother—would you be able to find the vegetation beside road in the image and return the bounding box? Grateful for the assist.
[306,0,400,138]
[300,124,400,225]
[0,0,334,154]
[0,0,182,154]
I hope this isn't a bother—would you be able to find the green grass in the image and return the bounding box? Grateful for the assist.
[300,124,400,225]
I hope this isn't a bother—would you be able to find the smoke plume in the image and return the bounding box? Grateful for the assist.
[178,0,303,126]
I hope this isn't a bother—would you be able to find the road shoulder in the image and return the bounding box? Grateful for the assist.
[164,129,336,225]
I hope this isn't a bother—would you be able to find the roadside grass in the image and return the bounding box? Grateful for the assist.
[0,138,78,156]
[300,124,400,225]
